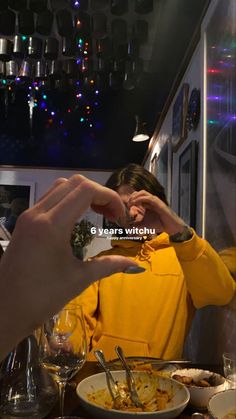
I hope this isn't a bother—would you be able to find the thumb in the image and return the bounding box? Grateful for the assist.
[80,255,141,288]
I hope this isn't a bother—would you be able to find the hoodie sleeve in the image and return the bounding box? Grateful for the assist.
[171,230,236,308]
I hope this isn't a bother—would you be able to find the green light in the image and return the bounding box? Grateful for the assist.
[21,35,27,41]
[34,103,38,107]
[2,79,7,85]
[43,94,47,99]
[207,119,219,125]
[80,117,84,122]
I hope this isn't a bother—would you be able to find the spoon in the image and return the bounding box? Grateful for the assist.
[115,346,144,409]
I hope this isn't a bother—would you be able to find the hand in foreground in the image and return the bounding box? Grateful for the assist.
[127,190,187,235]
[0,175,139,360]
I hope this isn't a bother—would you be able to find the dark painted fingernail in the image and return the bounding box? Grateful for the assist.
[123,266,146,274]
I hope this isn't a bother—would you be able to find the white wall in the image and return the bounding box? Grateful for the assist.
[145,42,203,233]
[0,167,112,256]
[0,167,112,201]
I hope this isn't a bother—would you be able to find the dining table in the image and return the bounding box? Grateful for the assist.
[45,361,223,419]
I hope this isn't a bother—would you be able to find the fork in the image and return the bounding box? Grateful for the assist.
[94,349,126,409]
[115,346,144,409]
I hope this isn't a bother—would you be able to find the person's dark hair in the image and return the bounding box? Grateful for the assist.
[105,163,168,205]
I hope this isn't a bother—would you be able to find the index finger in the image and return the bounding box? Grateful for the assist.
[48,178,126,229]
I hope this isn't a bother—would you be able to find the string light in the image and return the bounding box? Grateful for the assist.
[207,68,222,74]
[207,119,219,125]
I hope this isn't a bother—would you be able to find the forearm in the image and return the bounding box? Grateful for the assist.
[171,231,236,308]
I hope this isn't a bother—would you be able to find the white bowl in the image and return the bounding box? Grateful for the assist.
[208,389,236,418]
[76,370,190,419]
[171,368,226,410]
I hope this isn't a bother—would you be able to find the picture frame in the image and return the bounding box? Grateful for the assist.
[0,180,35,238]
[178,140,198,228]
[155,138,172,204]
[172,83,189,151]
[150,153,157,175]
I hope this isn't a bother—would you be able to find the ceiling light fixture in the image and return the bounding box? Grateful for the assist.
[132,115,149,142]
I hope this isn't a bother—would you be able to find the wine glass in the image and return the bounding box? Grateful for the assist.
[223,352,236,389]
[39,303,87,417]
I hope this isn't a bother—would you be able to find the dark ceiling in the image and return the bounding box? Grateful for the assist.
[0,0,210,170]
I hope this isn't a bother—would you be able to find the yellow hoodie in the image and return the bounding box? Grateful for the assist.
[75,231,235,361]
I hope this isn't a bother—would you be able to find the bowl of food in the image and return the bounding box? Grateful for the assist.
[171,368,226,410]
[208,388,236,418]
[76,370,190,418]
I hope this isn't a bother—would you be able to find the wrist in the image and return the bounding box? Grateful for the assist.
[169,225,193,243]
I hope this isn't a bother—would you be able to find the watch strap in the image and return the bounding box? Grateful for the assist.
[169,225,193,243]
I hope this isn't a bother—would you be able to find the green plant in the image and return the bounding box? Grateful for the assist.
[70,219,95,259]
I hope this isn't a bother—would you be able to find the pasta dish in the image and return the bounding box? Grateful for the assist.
[87,373,173,412]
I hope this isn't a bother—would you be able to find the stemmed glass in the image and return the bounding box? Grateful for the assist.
[223,352,236,389]
[39,303,87,417]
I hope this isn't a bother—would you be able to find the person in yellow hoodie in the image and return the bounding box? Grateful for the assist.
[75,164,235,361]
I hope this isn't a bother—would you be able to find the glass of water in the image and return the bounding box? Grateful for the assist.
[223,352,236,389]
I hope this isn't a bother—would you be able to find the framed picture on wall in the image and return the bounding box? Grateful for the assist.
[0,181,35,237]
[155,138,172,204]
[150,153,157,175]
[178,140,198,228]
[172,83,189,151]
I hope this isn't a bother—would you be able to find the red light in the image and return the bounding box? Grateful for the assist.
[207,68,222,74]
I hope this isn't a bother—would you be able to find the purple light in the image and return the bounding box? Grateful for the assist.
[95,90,99,94]
[51,111,55,116]
[74,0,80,7]
[207,95,221,101]
[15,77,20,82]
[76,59,82,65]
[59,120,63,125]
[76,80,80,85]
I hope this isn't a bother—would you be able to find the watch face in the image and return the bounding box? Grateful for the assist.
[187,88,200,131]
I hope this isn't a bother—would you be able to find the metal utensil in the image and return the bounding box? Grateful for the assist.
[115,346,144,409]
[107,357,192,368]
[94,349,126,409]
